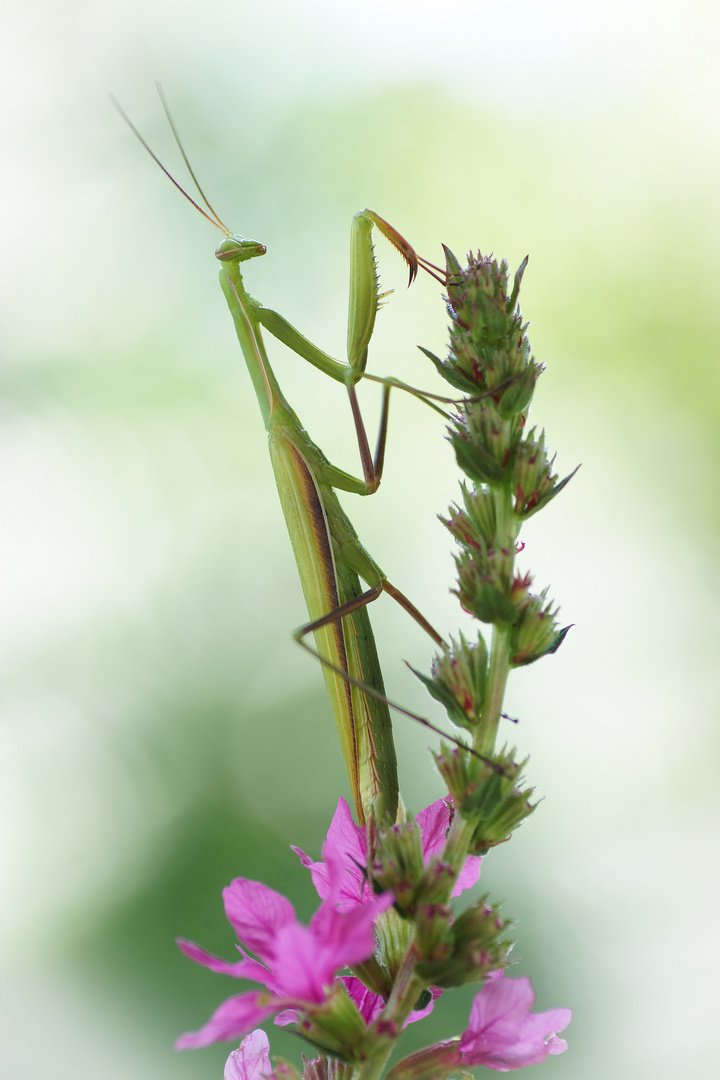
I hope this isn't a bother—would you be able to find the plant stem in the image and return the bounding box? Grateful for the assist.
[475,483,516,757]
[354,943,426,1080]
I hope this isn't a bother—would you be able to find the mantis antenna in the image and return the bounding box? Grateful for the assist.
[108,91,230,235]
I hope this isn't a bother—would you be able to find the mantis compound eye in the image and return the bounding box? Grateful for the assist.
[215,235,267,262]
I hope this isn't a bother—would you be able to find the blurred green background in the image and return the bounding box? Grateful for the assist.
[2,1,719,1077]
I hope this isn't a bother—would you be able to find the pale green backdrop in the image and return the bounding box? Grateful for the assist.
[2,2,719,1077]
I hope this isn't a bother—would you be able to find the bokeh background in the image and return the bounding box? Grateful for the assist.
[2,1,719,1077]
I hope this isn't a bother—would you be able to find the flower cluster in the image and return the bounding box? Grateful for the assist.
[179,797,571,1078]
[222,974,569,1080]
[176,842,393,1054]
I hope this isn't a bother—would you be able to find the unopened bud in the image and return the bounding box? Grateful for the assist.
[462,755,537,852]
[433,744,472,805]
[411,633,487,730]
[446,251,513,347]
[448,425,506,484]
[416,895,511,988]
[415,858,457,906]
[349,956,392,999]
[510,588,571,667]
[296,981,369,1061]
[441,482,497,552]
[454,550,519,625]
[466,403,513,464]
[417,345,479,396]
[513,429,579,518]
[415,902,454,961]
[374,905,414,981]
[386,1040,463,1080]
[373,820,425,915]
[497,359,540,418]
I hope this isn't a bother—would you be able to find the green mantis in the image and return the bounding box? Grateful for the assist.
[113,93,445,827]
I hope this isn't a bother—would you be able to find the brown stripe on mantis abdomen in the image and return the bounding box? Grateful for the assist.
[267,427,365,817]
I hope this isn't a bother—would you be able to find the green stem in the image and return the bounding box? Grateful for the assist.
[354,943,426,1080]
[476,625,511,757]
[475,483,516,757]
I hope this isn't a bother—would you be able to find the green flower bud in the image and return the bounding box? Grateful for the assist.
[417,345,480,396]
[414,902,454,962]
[510,587,572,666]
[448,427,506,484]
[438,899,513,987]
[386,1041,464,1080]
[297,981,371,1061]
[457,261,512,347]
[433,744,472,806]
[464,403,514,467]
[441,483,497,552]
[349,956,392,999]
[513,428,579,518]
[460,482,496,544]
[374,905,414,981]
[454,550,519,625]
[497,359,540,418]
[459,752,537,852]
[415,858,457,906]
[416,896,512,988]
[411,633,487,729]
[373,821,425,915]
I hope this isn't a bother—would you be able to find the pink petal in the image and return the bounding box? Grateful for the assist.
[416,797,452,861]
[223,879,296,960]
[324,798,366,870]
[311,871,393,957]
[175,991,278,1049]
[224,1029,272,1080]
[339,976,385,1025]
[176,939,271,983]
[406,985,443,1025]
[486,1009,571,1069]
[415,796,482,897]
[547,1033,569,1055]
[272,883,391,1002]
[273,1009,300,1027]
[451,853,483,897]
[465,973,536,1036]
[293,800,368,912]
[459,975,571,1070]
[290,845,332,900]
[340,977,442,1028]
[272,921,333,1003]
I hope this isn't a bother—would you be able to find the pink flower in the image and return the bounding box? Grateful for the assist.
[175,846,393,1049]
[224,1030,275,1080]
[275,975,441,1031]
[292,796,482,910]
[458,973,571,1071]
[342,976,441,1027]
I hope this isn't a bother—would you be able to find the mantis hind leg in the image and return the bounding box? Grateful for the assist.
[292,587,505,770]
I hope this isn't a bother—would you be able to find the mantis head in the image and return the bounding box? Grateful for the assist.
[216,235,267,263]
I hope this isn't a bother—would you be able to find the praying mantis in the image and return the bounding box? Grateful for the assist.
[113,92,452,827]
